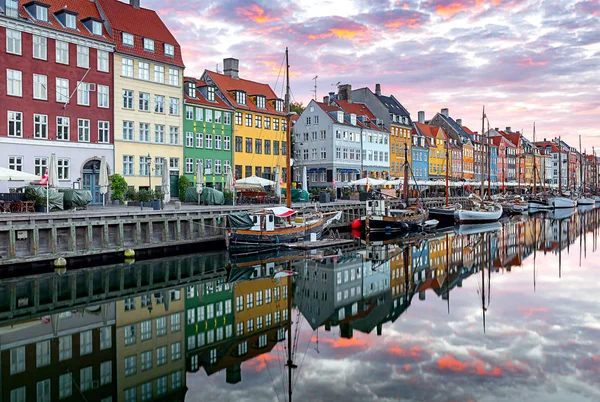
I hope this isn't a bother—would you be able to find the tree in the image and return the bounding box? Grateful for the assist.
[290,101,305,115]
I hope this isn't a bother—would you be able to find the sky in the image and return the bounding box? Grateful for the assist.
[144,0,600,150]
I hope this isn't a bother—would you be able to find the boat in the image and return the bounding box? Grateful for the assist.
[362,199,428,233]
[528,196,551,211]
[576,136,595,207]
[226,49,341,251]
[428,207,457,226]
[226,207,341,251]
[495,195,528,214]
[455,221,502,235]
[548,195,576,209]
[577,196,595,206]
[419,219,439,232]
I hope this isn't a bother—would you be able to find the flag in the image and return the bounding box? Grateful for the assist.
[37,168,49,185]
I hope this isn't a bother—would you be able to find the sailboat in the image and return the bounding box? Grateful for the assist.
[527,122,552,211]
[548,135,576,209]
[455,107,503,224]
[429,135,461,225]
[576,136,595,206]
[226,49,341,251]
[593,148,600,204]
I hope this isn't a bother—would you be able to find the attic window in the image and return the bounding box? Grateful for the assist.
[236,91,246,105]
[5,0,19,18]
[207,86,215,102]
[164,44,174,57]
[256,96,266,109]
[143,38,154,52]
[186,82,195,97]
[65,13,76,29]
[36,5,48,22]
[275,99,283,112]
[92,21,102,36]
[122,32,134,47]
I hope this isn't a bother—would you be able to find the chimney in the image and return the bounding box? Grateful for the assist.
[130,0,140,9]
[506,126,511,132]
[441,108,449,117]
[322,95,330,105]
[375,83,381,96]
[329,91,336,100]
[418,111,425,124]
[495,127,499,131]
[456,118,462,126]
[338,84,352,103]
[223,58,239,79]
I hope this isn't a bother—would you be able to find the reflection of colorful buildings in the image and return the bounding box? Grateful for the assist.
[116,290,186,401]
[1,304,116,402]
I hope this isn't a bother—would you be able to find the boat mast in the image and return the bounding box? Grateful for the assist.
[480,106,485,198]
[579,135,584,193]
[533,122,537,197]
[403,143,410,205]
[445,233,450,313]
[285,47,292,209]
[486,118,491,199]
[445,135,449,207]
[558,136,563,195]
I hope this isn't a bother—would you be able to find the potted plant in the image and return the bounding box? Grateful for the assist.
[224,190,233,205]
[138,189,154,207]
[125,188,140,206]
[25,187,47,212]
[109,174,128,205]
[178,176,191,201]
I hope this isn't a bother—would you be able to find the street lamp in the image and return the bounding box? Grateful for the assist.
[147,153,152,191]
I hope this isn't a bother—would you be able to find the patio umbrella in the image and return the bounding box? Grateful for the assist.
[47,153,59,213]
[302,166,308,191]
[274,166,282,200]
[0,167,40,181]
[236,175,275,187]
[162,165,170,204]
[196,162,204,204]
[225,167,234,192]
[98,156,108,207]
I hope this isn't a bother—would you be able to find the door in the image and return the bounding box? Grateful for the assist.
[170,174,179,199]
[83,160,102,204]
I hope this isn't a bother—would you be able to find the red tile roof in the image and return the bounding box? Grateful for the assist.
[14,0,112,43]
[183,77,232,110]
[333,100,387,132]
[415,122,445,139]
[462,126,476,135]
[315,101,341,113]
[534,141,559,153]
[96,0,184,67]
[491,135,516,148]
[204,70,285,116]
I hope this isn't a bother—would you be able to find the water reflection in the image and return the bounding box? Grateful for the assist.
[1,209,600,401]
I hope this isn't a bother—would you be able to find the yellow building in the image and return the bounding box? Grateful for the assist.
[390,123,412,178]
[98,0,185,192]
[204,60,287,181]
[416,123,448,180]
[116,289,186,401]
[389,245,412,298]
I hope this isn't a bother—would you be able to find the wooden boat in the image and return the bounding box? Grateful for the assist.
[227,207,342,251]
[455,195,503,223]
[528,196,551,211]
[548,195,576,209]
[428,206,457,226]
[577,195,595,206]
[362,200,428,233]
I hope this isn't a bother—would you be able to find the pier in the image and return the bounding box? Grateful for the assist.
[0,197,470,266]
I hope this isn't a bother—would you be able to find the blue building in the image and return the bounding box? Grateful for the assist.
[411,123,429,182]
[411,242,430,287]
[490,144,498,183]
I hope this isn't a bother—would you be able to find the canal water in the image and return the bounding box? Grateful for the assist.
[2,208,599,402]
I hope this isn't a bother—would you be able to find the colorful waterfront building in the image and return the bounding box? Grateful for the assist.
[0,0,114,200]
[461,125,477,181]
[490,143,498,183]
[410,123,429,181]
[429,109,470,180]
[491,135,516,187]
[415,122,447,181]
[97,0,184,193]
[182,77,234,190]
[203,59,287,182]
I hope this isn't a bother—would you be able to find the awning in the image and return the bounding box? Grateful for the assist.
[265,206,297,218]
[307,168,326,173]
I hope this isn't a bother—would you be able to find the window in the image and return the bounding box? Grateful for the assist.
[56,41,69,64]
[36,5,48,21]
[78,119,90,142]
[245,113,252,127]
[95,84,110,108]
[235,111,242,125]
[247,319,254,332]
[33,35,47,60]
[171,342,181,360]
[139,92,150,111]
[36,340,50,367]
[59,373,72,399]
[138,61,150,80]
[256,96,266,108]
[215,160,222,174]
[265,288,272,303]
[155,124,165,143]
[264,116,271,129]
[255,115,262,128]
[77,46,89,68]
[125,355,136,376]
[257,316,264,330]
[55,78,70,103]
[59,335,72,361]
[215,135,222,149]
[37,379,50,402]
[6,29,21,55]
[122,32,134,46]
[143,38,155,52]
[171,313,181,332]
[215,110,222,123]
[205,134,213,149]
[7,69,22,96]
[255,139,262,154]
[246,293,254,309]
[224,112,231,125]
[141,350,152,371]
[80,330,92,355]
[80,366,92,391]
[122,58,134,77]
[169,97,179,115]
[77,82,90,106]
[162,42,175,56]
[121,120,134,141]
[92,20,102,35]
[121,89,133,109]
[125,387,136,402]
[274,141,280,155]
[169,68,179,86]
[236,91,246,105]
[186,106,194,120]
[98,120,110,143]
[155,95,165,113]
[238,341,248,355]
[259,333,268,347]
[34,157,48,176]
[65,13,76,29]
[33,114,48,139]
[124,324,136,345]
[141,320,152,341]
[8,156,22,171]
[169,157,179,171]
[100,326,112,350]
[185,158,194,174]
[274,118,279,131]
[154,65,165,83]
[205,109,213,122]
[97,361,112,386]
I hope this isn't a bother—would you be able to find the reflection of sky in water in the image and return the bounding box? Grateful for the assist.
[186,228,600,402]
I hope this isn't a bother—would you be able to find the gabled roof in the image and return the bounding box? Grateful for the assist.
[415,122,446,139]
[436,113,471,143]
[333,100,387,132]
[375,94,411,120]
[490,135,516,148]
[204,70,285,116]
[96,0,184,67]
[462,126,476,136]
[11,0,112,43]
[183,77,232,110]
[534,141,559,153]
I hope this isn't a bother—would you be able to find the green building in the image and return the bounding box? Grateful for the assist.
[183,77,233,191]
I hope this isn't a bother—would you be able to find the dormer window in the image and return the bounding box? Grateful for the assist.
[143,38,154,52]
[256,96,266,109]
[65,13,76,29]
[207,86,215,102]
[274,99,283,112]
[236,91,246,105]
[164,44,174,57]
[92,21,102,36]
[36,5,48,22]
[186,82,195,97]
[122,32,134,47]
[5,0,19,18]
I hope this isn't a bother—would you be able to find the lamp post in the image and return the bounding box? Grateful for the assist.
[147,153,152,191]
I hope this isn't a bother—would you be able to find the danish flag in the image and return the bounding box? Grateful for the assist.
[38,168,49,185]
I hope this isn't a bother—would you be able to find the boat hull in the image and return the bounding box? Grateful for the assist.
[528,199,551,210]
[548,197,576,209]
[577,198,595,206]
[454,205,503,224]
[228,219,325,251]
[364,214,427,233]
[428,208,456,226]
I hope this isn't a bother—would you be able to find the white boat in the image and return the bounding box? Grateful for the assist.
[547,208,575,220]
[456,222,502,235]
[594,196,600,204]
[548,196,576,209]
[455,198,503,223]
[418,219,439,232]
[577,197,595,206]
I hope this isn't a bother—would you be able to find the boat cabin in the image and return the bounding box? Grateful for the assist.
[250,213,276,232]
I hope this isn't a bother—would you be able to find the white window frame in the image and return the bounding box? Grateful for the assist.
[7,69,22,97]
[98,85,109,108]
[154,65,165,83]
[122,58,134,77]
[32,35,47,60]
[76,81,90,106]
[8,110,23,137]
[33,114,48,139]
[122,32,134,46]
[98,120,110,143]
[56,40,69,65]
[6,29,21,55]
[164,43,174,57]
[33,74,47,100]
[138,61,150,80]
[97,50,109,72]
[56,78,69,103]
[76,45,89,68]
[78,119,90,142]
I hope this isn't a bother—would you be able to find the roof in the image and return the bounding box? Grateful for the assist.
[333,100,387,132]
[183,77,232,110]
[96,0,184,67]
[534,141,559,153]
[375,94,411,120]
[490,135,516,148]
[11,0,112,43]
[204,70,285,116]
[414,122,446,139]
[436,113,471,143]
[462,126,476,136]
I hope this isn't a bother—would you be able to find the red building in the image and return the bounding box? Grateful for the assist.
[490,135,516,188]
[0,0,114,202]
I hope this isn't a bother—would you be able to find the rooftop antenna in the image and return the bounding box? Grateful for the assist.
[216,63,221,74]
[312,76,318,100]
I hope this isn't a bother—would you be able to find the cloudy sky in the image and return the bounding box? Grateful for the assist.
[145,0,600,150]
